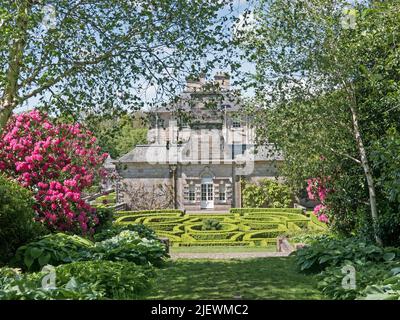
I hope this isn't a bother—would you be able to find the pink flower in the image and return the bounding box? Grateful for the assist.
[318,214,329,223]
[64,179,77,188]
[43,122,52,130]
[0,109,104,234]
[37,182,48,189]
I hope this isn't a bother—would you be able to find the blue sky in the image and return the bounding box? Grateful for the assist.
[18,0,256,114]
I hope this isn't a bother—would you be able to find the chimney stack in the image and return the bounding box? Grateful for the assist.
[214,72,230,91]
[185,73,206,92]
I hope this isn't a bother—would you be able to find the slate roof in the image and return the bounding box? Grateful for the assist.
[114,143,283,164]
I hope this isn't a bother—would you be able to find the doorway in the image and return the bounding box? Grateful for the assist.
[201,177,214,209]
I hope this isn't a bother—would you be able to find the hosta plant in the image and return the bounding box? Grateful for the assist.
[93,230,168,266]
[12,233,94,271]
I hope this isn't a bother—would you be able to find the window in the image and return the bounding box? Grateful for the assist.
[232,120,241,128]
[189,184,195,201]
[201,184,207,201]
[219,184,226,202]
[178,117,189,129]
[232,144,247,159]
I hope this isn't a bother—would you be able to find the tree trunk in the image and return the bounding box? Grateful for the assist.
[349,103,383,246]
[0,0,30,130]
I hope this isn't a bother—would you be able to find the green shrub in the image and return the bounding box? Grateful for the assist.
[230,208,303,214]
[176,240,254,247]
[11,233,94,271]
[93,230,168,266]
[360,267,400,300]
[112,208,326,248]
[0,174,46,265]
[189,232,240,241]
[94,192,116,205]
[115,209,183,216]
[294,237,399,272]
[242,179,293,208]
[94,207,114,232]
[115,212,182,224]
[318,261,395,300]
[0,261,154,300]
[202,219,222,231]
[0,267,102,300]
[93,223,157,242]
[55,260,155,298]
[243,229,284,240]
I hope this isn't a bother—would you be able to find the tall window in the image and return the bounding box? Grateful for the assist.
[219,184,226,202]
[189,184,195,201]
[232,144,247,158]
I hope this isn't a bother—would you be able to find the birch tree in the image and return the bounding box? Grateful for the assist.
[242,0,400,244]
[0,0,234,128]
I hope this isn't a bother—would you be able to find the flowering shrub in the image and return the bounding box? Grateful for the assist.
[0,110,108,234]
[306,177,330,223]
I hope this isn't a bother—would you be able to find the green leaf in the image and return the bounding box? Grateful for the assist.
[29,247,44,259]
[38,253,51,267]
[24,255,34,269]
[318,255,331,264]
[390,267,400,275]
[383,252,396,261]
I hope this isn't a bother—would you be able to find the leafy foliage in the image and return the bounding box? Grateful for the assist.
[84,113,147,159]
[242,179,293,208]
[0,265,102,300]
[11,233,94,272]
[202,219,222,231]
[294,237,399,272]
[55,260,155,299]
[0,110,108,234]
[0,261,155,300]
[93,230,168,266]
[93,223,158,242]
[317,261,395,300]
[0,0,235,126]
[360,268,400,300]
[0,174,46,265]
[242,0,400,244]
[116,209,325,247]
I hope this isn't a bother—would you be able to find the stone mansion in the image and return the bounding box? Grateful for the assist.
[113,73,283,211]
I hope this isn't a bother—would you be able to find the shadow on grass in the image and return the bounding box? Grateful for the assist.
[142,256,323,300]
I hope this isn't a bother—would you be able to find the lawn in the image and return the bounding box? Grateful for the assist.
[142,256,323,300]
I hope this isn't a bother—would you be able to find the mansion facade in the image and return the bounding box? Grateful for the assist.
[114,73,283,211]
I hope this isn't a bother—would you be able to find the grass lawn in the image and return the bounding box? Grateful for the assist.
[170,246,277,254]
[142,256,323,300]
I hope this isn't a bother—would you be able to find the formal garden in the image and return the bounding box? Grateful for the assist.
[1,0,400,302]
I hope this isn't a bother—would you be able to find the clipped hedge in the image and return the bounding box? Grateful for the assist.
[113,208,326,247]
[115,209,183,216]
[243,230,285,240]
[176,240,256,247]
[231,208,303,215]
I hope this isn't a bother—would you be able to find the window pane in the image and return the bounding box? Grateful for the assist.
[219,184,226,201]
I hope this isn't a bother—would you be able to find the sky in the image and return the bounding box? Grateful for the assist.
[18,0,256,114]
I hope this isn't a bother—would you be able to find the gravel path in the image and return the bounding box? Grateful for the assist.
[170,251,290,260]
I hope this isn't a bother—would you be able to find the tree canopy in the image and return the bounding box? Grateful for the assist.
[241,0,400,244]
[0,0,236,128]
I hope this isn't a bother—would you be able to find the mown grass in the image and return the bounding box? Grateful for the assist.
[142,256,323,300]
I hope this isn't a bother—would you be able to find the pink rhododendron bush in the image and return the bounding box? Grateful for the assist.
[0,110,108,234]
[306,177,331,223]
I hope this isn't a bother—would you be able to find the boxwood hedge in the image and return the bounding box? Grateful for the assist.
[113,208,327,247]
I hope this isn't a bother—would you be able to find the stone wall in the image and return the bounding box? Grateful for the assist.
[117,161,283,211]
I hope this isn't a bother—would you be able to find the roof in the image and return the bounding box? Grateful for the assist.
[103,155,116,169]
[114,143,283,164]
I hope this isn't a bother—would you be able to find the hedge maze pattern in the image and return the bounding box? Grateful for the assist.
[114,208,326,247]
